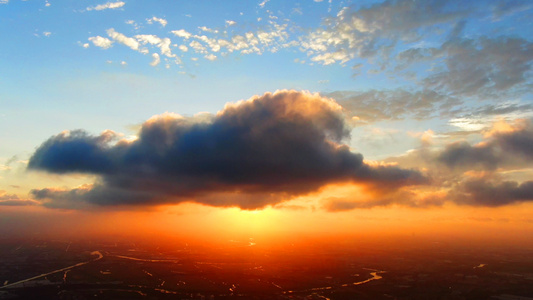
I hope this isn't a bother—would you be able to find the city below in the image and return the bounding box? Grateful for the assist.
[1,235,532,300]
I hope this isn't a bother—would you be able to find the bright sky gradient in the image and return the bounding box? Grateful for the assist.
[1,0,533,241]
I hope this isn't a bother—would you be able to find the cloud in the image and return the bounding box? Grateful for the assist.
[0,193,38,206]
[259,0,270,8]
[28,91,427,210]
[171,29,192,39]
[171,25,287,57]
[346,119,533,209]
[300,1,533,98]
[450,178,533,207]
[437,142,500,171]
[327,89,461,123]
[423,37,533,98]
[88,36,113,49]
[437,120,533,171]
[300,0,468,66]
[87,1,125,11]
[135,34,175,57]
[150,53,161,66]
[204,54,217,61]
[106,28,146,53]
[100,16,290,66]
[322,189,446,211]
[147,16,168,27]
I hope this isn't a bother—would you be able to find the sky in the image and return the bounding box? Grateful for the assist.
[1,0,533,242]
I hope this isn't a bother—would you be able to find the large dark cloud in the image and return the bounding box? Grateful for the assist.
[28,91,427,210]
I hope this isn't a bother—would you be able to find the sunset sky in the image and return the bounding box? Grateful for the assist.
[1,0,533,242]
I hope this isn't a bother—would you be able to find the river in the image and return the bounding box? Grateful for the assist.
[1,251,103,289]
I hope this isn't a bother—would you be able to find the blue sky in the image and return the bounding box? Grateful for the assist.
[1,0,533,215]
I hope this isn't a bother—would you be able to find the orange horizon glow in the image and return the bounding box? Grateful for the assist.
[3,196,533,250]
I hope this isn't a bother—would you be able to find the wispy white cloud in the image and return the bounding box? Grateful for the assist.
[171,29,192,39]
[258,0,269,8]
[135,34,175,57]
[147,16,168,27]
[198,26,218,34]
[205,54,217,61]
[87,1,125,11]
[189,40,207,54]
[150,53,160,66]
[106,28,147,53]
[125,20,141,30]
[88,36,113,49]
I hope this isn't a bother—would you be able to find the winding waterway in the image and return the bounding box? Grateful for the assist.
[283,269,385,294]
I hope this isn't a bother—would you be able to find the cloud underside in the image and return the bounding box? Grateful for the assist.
[28,91,426,210]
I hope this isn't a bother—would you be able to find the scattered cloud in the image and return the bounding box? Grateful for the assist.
[87,1,125,11]
[135,34,175,57]
[204,54,216,61]
[106,28,147,53]
[125,19,141,30]
[171,29,192,39]
[150,53,160,66]
[88,36,113,49]
[258,0,269,8]
[147,16,168,27]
